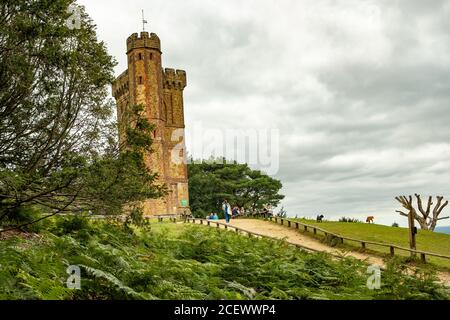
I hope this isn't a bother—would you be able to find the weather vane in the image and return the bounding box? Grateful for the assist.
[142,9,148,32]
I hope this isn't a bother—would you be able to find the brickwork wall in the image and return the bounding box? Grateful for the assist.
[112,32,190,216]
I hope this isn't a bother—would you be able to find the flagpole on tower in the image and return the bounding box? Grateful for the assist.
[142,9,148,32]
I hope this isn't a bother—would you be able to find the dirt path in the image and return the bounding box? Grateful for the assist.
[224,219,450,286]
[229,219,385,265]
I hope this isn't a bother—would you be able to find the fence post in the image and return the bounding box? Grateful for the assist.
[390,246,395,257]
[361,242,366,250]
[313,228,317,235]
[304,226,308,232]
[275,217,278,223]
[207,221,210,226]
[281,219,284,225]
[295,222,299,229]
[421,253,426,263]
[287,220,291,228]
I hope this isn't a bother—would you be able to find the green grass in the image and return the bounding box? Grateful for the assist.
[290,219,450,269]
[0,217,448,300]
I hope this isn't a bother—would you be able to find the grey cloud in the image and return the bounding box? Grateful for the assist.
[79,0,450,227]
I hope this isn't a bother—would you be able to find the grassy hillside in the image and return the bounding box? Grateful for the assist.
[292,219,450,269]
[0,217,448,300]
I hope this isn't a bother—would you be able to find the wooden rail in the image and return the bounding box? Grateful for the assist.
[58,214,182,223]
[269,217,450,263]
[185,218,318,253]
[155,214,181,223]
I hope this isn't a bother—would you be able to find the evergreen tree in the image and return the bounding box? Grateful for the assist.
[0,0,163,229]
[188,158,284,217]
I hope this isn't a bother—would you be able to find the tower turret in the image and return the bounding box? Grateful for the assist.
[126,32,164,120]
[127,32,161,53]
[112,31,190,217]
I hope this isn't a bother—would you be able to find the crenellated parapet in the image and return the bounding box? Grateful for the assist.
[163,68,187,90]
[127,32,161,54]
[112,70,129,99]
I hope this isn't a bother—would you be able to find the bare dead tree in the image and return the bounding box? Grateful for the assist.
[395,194,449,231]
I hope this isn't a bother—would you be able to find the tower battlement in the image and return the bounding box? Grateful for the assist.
[112,70,129,99]
[163,68,187,89]
[127,32,161,53]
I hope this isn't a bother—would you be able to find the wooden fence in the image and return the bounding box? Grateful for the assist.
[147,215,450,264]
[269,217,450,263]
[185,218,317,253]
[80,214,181,223]
[154,214,181,223]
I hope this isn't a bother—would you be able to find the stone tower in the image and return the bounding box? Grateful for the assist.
[112,32,190,216]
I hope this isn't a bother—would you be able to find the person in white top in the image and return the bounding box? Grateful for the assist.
[222,200,232,223]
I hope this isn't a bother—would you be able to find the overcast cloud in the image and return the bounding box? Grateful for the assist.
[78,0,450,226]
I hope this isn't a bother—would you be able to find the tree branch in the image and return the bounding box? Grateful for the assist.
[415,193,426,217]
[396,210,408,217]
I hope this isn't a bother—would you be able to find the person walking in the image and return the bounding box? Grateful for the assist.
[222,200,232,223]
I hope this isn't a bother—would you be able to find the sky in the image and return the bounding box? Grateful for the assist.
[77,0,450,227]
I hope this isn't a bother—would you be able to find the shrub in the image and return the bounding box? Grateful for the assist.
[374,258,449,300]
[339,217,361,223]
[0,206,45,233]
[324,234,342,247]
[125,207,147,227]
[193,209,208,219]
[55,215,90,235]
[392,222,399,227]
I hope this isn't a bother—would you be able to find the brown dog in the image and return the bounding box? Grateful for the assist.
[366,216,374,224]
